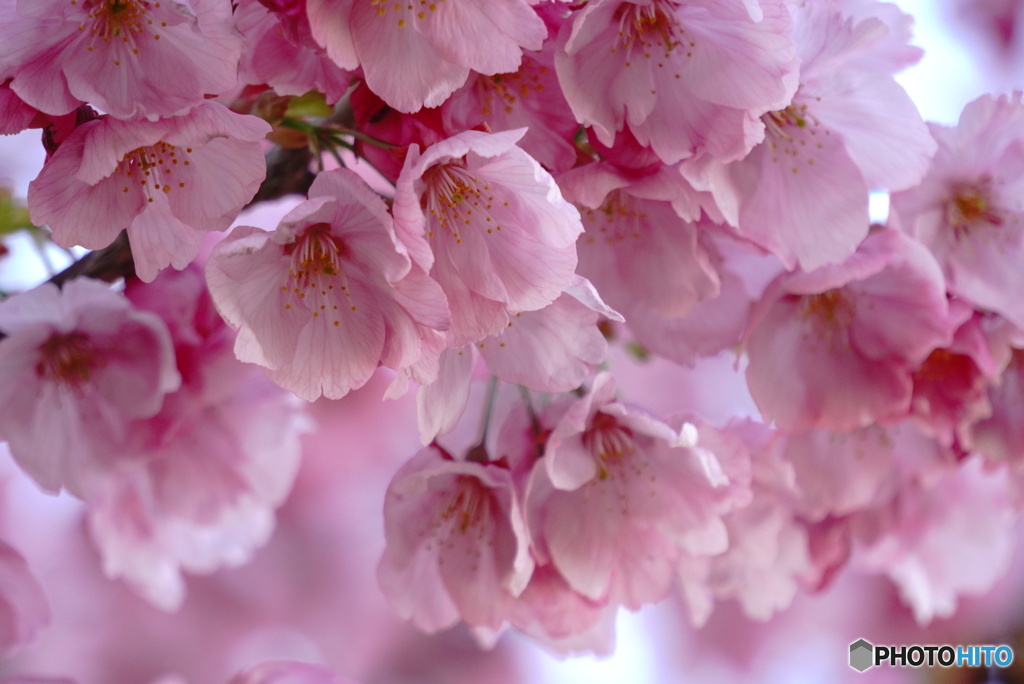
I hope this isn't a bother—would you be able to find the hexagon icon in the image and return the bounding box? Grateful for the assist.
[850,639,874,672]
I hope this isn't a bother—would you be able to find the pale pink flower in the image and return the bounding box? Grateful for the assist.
[0,0,242,119]
[230,661,359,684]
[891,92,1024,329]
[28,102,270,282]
[0,279,179,496]
[207,168,450,401]
[392,129,583,345]
[743,229,952,432]
[554,0,799,165]
[377,445,534,632]
[0,540,50,656]
[562,161,722,324]
[306,0,546,113]
[621,232,764,366]
[784,422,954,523]
[526,374,749,609]
[85,267,308,610]
[688,0,936,270]
[235,0,351,103]
[972,327,1024,469]
[496,564,616,656]
[853,456,1016,624]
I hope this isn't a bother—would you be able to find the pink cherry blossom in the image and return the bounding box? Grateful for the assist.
[235,0,351,103]
[562,161,722,325]
[0,539,51,656]
[908,304,1004,448]
[207,168,450,401]
[0,279,179,496]
[526,374,749,609]
[84,267,308,610]
[0,0,243,119]
[28,102,270,282]
[306,0,546,113]
[743,229,952,432]
[554,0,799,165]
[441,24,579,173]
[392,129,583,345]
[853,456,1016,624]
[891,92,1024,329]
[377,445,534,632]
[688,0,936,270]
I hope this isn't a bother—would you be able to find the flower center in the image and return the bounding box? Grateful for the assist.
[946,178,1003,238]
[116,141,191,202]
[762,98,827,175]
[282,223,353,325]
[439,476,490,535]
[477,58,549,117]
[581,191,646,248]
[582,412,636,480]
[35,332,99,386]
[78,0,160,60]
[423,162,504,244]
[799,289,856,340]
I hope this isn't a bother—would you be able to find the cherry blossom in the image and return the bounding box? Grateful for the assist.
[235,0,351,103]
[28,102,270,282]
[84,267,309,610]
[743,229,952,432]
[0,0,243,119]
[526,374,749,609]
[891,92,1024,329]
[555,0,799,165]
[378,445,533,632]
[687,0,936,270]
[306,0,546,112]
[207,168,450,400]
[392,129,583,345]
[0,278,179,496]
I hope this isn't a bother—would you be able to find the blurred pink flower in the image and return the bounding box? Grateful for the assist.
[744,229,952,432]
[891,92,1024,329]
[0,279,179,496]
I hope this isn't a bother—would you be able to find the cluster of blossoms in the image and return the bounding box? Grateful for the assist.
[0,0,1024,679]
